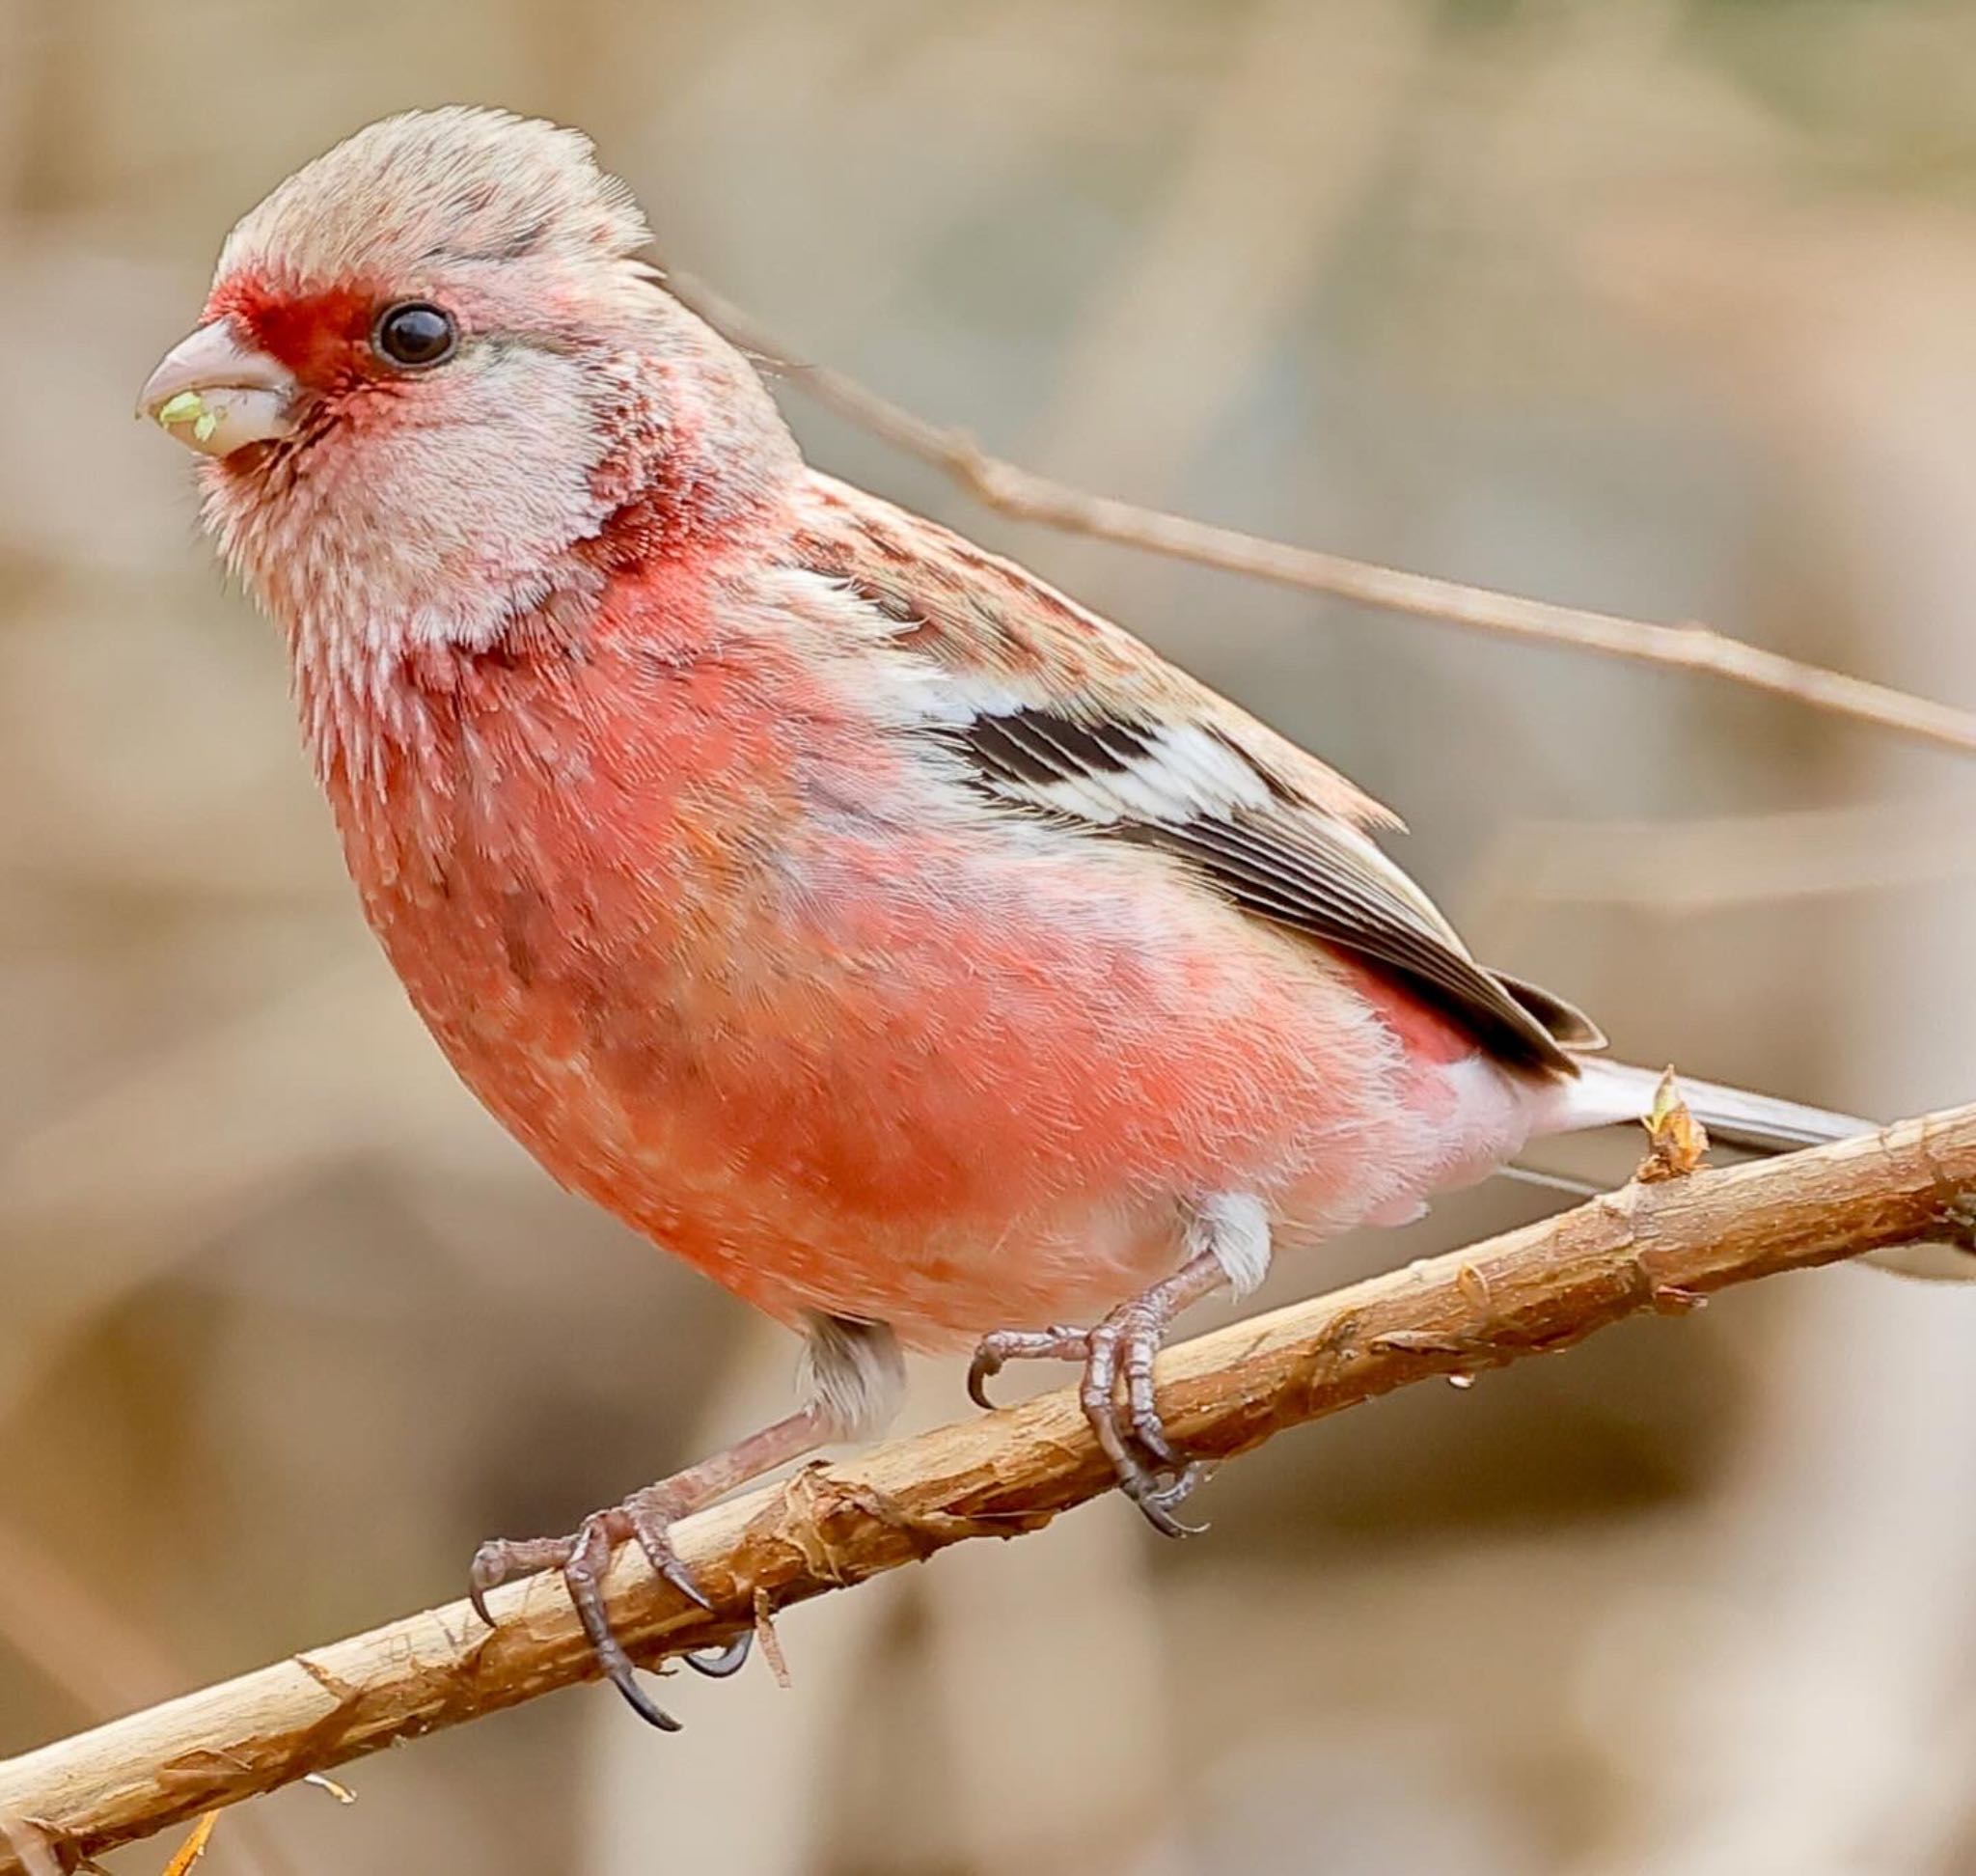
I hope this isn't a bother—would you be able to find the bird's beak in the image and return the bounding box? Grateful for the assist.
[137,320,299,458]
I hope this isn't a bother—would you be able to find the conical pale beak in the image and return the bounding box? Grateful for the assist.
[138,320,299,457]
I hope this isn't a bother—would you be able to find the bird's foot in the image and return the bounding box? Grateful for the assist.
[465,1401,840,1727]
[469,1480,750,1729]
[969,1261,1224,1537]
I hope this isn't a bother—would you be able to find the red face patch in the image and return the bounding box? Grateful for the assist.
[205,278,383,390]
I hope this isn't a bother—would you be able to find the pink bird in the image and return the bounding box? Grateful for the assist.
[139,108,1937,1725]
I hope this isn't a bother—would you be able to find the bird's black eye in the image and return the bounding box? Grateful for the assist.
[372,301,457,369]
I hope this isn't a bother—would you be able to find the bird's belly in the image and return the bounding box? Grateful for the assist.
[358,837,1542,1346]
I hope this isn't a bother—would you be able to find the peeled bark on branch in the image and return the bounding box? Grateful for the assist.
[3,1106,1974,1871]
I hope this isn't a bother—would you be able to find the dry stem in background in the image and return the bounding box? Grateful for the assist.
[2,1105,1973,1872]
[668,276,1976,762]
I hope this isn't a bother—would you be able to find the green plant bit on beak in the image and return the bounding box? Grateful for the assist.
[154,389,206,429]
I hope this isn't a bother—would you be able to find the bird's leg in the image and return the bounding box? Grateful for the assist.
[969,1193,1272,1538]
[470,1314,901,1728]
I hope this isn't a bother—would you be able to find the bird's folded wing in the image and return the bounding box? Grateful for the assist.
[789,475,1592,1074]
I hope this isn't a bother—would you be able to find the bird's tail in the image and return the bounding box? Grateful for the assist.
[1560,1057,1868,1155]
[1545,1057,1973,1282]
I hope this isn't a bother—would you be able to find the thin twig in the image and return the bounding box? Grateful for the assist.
[2,1105,1973,1871]
[669,275,1976,761]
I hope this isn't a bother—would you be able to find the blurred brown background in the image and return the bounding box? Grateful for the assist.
[8,1,1976,1870]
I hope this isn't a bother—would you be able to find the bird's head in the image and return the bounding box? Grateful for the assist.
[140,107,798,663]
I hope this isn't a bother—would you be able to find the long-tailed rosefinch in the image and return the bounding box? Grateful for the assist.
[138,107,1945,1725]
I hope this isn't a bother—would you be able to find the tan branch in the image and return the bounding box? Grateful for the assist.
[669,276,1976,761]
[2,1107,1973,1870]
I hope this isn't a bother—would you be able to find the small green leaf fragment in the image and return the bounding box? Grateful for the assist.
[155,390,206,428]
[192,409,220,443]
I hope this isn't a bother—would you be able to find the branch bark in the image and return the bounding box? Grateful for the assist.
[1,1108,1973,1869]
[669,275,1976,762]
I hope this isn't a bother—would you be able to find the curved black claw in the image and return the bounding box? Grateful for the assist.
[1122,1461,1210,1538]
[966,1347,1000,1413]
[683,1632,753,1679]
[967,1326,1086,1411]
[607,1666,682,1731]
[621,1486,717,1614]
